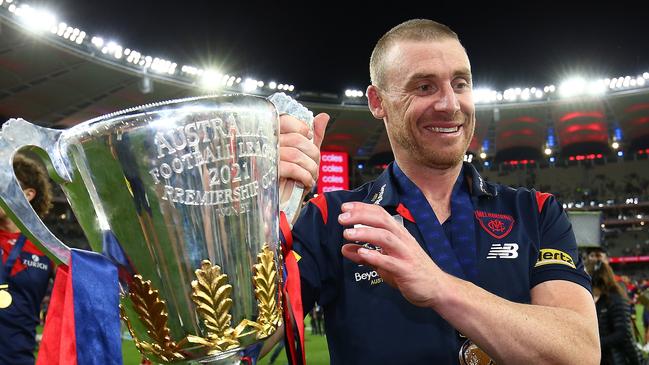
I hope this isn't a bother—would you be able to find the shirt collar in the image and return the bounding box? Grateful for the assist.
[463,162,497,197]
[363,161,496,209]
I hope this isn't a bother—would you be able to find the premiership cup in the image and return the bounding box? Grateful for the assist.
[0,93,312,364]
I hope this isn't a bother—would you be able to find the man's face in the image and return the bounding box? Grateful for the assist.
[378,39,475,169]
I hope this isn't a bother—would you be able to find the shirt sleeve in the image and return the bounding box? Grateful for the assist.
[530,193,592,292]
[291,194,339,313]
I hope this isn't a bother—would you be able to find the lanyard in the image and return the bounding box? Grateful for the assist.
[0,234,27,284]
[393,164,477,282]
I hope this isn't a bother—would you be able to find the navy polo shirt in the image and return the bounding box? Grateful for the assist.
[291,162,591,365]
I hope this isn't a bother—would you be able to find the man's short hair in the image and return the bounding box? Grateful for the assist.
[13,154,53,218]
[369,19,461,88]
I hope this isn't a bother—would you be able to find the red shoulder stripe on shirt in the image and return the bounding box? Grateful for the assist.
[535,191,553,213]
[396,203,416,223]
[309,194,328,224]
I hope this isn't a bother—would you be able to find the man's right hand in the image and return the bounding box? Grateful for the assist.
[279,113,329,190]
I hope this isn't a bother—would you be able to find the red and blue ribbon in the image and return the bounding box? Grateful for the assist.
[279,212,305,365]
[37,249,122,365]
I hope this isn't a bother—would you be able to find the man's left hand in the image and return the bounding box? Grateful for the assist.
[339,202,445,308]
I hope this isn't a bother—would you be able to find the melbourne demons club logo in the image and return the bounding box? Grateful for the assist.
[474,210,515,239]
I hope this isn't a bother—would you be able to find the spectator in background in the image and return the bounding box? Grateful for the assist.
[587,260,642,365]
[311,304,323,335]
[0,155,55,365]
[587,246,610,264]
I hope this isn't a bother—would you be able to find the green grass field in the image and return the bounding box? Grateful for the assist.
[45,305,649,364]
[36,318,331,364]
[118,320,330,365]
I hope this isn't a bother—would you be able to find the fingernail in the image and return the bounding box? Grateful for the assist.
[341,202,352,210]
[358,247,370,256]
[345,228,356,237]
[307,130,314,139]
[339,212,350,221]
[296,182,305,189]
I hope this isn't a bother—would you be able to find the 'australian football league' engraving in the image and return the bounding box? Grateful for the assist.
[146,112,277,216]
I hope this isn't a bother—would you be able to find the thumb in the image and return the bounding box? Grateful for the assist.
[313,113,330,149]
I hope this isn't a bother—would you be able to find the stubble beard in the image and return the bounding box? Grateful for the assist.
[389,116,472,170]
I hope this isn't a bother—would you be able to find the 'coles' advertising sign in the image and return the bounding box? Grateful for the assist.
[317,151,349,194]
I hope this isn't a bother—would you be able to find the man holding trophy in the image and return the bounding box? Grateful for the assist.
[288,19,599,365]
[0,18,600,365]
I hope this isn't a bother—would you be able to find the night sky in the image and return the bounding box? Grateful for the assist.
[38,1,649,94]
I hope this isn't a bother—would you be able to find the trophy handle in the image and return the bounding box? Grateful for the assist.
[0,118,73,264]
[268,93,314,225]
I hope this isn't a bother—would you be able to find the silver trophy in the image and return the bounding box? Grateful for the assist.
[0,93,313,364]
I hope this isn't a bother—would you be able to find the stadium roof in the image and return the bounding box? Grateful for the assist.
[1,1,649,163]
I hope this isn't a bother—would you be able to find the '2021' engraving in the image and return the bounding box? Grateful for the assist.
[146,116,277,214]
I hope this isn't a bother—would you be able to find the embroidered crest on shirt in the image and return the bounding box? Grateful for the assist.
[371,184,386,205]
[474,210,515,239]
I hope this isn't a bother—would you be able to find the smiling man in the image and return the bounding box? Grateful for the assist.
[289,19,599,364]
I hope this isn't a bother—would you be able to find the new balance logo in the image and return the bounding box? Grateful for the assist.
[487,243,519,259]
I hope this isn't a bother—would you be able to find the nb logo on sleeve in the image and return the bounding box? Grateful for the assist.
[486,243,519,259]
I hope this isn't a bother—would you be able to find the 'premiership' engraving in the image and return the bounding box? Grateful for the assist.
[146,114,277,209]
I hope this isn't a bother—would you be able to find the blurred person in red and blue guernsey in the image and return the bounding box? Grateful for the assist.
[0,155,55,365]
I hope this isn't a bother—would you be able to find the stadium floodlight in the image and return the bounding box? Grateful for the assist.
[257,81,264,88]
[544,148,552,156]
[473,88,496,104]
[503,88,517,101]
[91,36,104,48]
[588,80,606,96]
[200,70,223,90]
[479,152,487,159]
[268,82,277,89]
[644,72,649,79]
[638,77,646,86]
[16,5,56,33]
[559,77,586,98]
[622,76,631,88]
[535,90,543,99]
[243,78,258,92]
[288,85,295,91]
[611,141,619,150]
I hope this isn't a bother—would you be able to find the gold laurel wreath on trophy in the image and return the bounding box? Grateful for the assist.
[120,243,282,362]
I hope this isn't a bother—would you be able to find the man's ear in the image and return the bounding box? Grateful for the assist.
[366,85,386,120]
[23,188,36,202]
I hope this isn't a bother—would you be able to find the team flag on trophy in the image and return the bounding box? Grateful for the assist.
[37,249,121,365]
